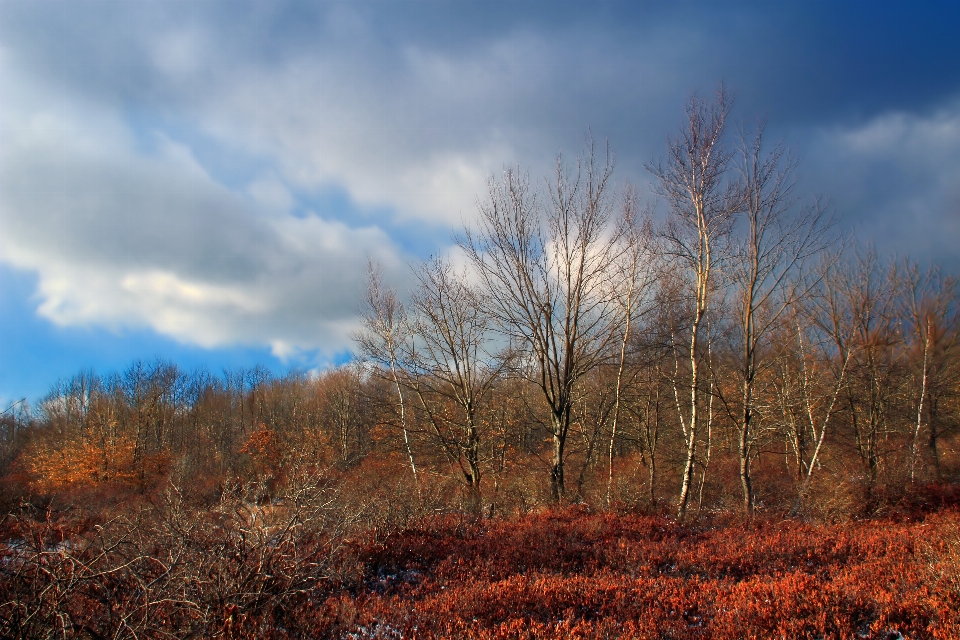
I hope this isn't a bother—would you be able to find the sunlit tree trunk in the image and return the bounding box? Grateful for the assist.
[649,87,740,520]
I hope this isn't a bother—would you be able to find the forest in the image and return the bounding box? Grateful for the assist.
[2,90,959,638]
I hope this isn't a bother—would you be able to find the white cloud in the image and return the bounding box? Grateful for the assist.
[0,58,410,359]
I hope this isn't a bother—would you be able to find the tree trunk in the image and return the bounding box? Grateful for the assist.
[391,364,420,497]
[910,318,931,482]
[551,408,569,501]
[739,375,755,516]
[607,300,633,507]
[677,317,701,521]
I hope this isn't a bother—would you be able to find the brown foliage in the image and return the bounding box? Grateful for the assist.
[314,506,960,639]
[4,497,960,638]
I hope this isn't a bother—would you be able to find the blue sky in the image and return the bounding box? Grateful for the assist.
[2,0,960,407]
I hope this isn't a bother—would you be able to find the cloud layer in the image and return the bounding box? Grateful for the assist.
[2,0,960,371]
[805,102,960,268]
[0,54,405,358]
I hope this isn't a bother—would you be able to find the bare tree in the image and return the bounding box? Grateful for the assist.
[649,87,741,520]
[605,191,658,506]
[784,255,857,513]
[315,365,367,465]
[722,124,834,515]
[897,261,960,481]
[838,248,902,492]
[0,398,29,473]
[354,262,420,496]
[406,256,503,510]
[632,288,681,510]
[459,144,624,501]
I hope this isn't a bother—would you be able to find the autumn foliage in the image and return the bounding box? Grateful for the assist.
[305,505,960,639]
[3,500,960,638]
[17,436,137,493]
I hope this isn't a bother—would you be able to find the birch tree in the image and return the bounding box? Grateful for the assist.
[354,262,420,496]
[726,124,834,515]
[649,87,741,520]
[605,191,658,506]
[786,256,857,513]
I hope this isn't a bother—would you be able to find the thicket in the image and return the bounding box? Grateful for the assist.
[3,499,960,638]
[2,88,960,637]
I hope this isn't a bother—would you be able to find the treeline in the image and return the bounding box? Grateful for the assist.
[351,87,960,519]
[2,88,959,523]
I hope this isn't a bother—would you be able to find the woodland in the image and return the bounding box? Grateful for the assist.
[2,89,960,638]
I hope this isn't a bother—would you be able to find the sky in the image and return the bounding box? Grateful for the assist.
[2,0,960,407]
